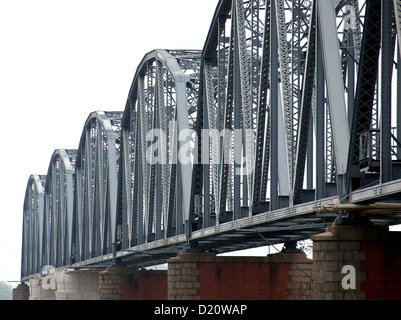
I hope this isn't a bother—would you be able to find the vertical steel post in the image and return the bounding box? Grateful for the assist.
[270,0,279,210]
[380,0,393,183]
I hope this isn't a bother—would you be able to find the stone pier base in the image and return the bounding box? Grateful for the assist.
[98,267,167,300]
[12,283,29,300]
[28,269,99,300]
[167,252,312,300]
[312,225,401,300]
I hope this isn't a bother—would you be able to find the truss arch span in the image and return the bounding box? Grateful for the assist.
[42,149,77,268]
[72,111,123,263]
[22,174,46,278]
[195,0,272,227]
[117,49,201,250]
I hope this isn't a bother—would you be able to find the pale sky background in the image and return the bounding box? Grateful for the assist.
[0,0,219,285]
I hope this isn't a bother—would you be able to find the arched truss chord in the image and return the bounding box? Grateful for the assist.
[72,111,123,263]
[190,0,376,231]
[194,0,269,229]
[117,49,201,250]
[273,0,401,207]
[297,0,364,201]
[272,0,365,205]
[330,0,401,201]
[42,149,77,268]
[395,0,401,54]
[195,0,309,227]
[21,174,46,278]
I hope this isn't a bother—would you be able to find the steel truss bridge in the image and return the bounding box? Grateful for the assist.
[22,0,401,280]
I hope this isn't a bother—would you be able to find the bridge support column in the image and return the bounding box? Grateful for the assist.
[312,225,401,300]
[98,266,167,300]
[54,269,99,300]
[12,283,29,300]
[26,269,100,300]
[28,277,56,300]
[167,252,313,300]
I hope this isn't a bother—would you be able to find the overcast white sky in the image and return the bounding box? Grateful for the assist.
[0,0,219,284]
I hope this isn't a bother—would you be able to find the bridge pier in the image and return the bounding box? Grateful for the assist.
[23,266,167,300]
[98,266,167,300]
[167,251,313,300]
[27,269,100,300]
[312,224,401,300]
[55,269,100,300]
[28,277,56,300]
[12,283,29,300]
